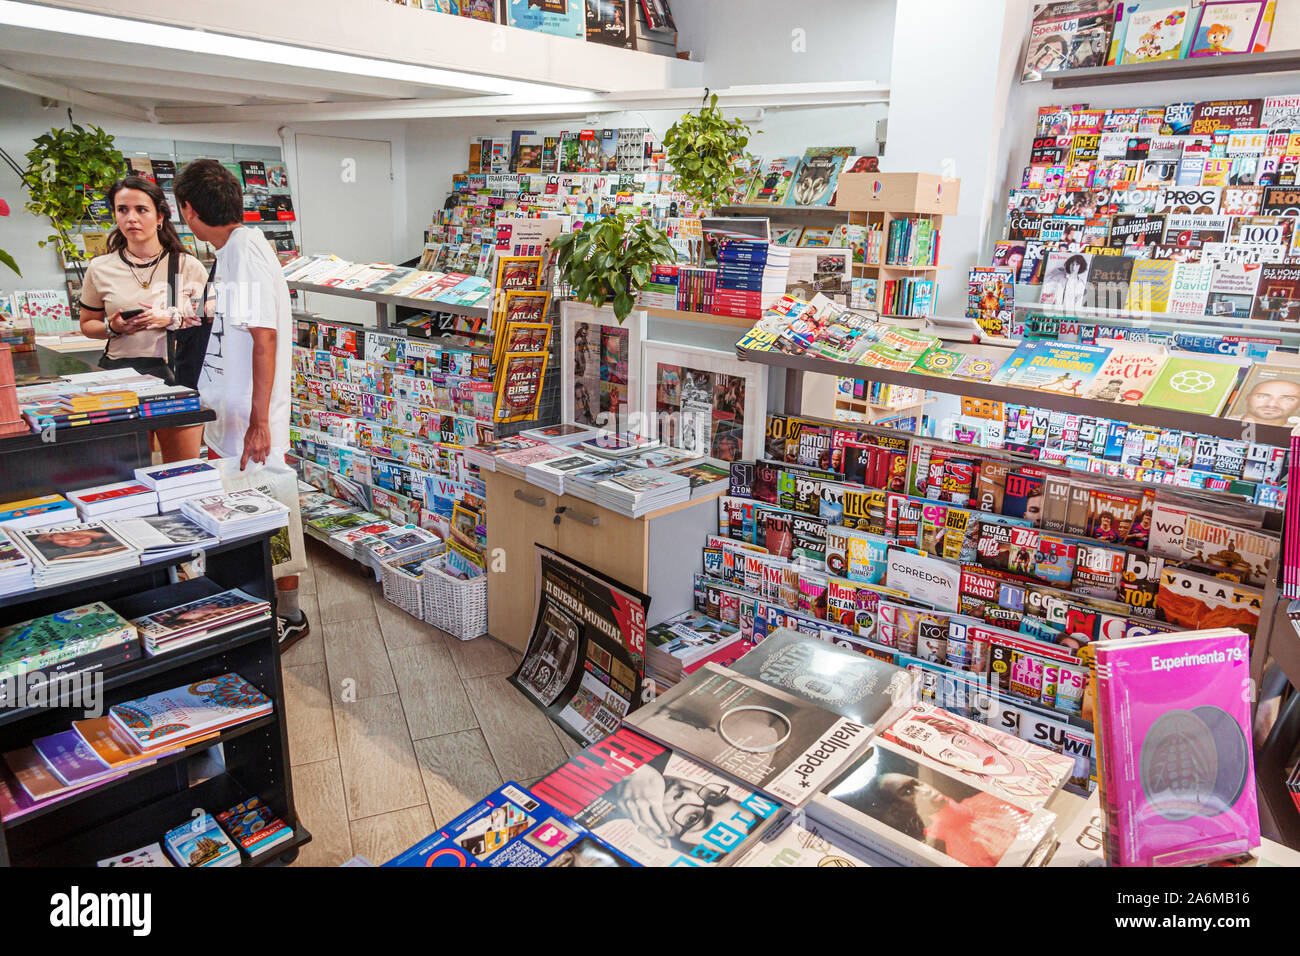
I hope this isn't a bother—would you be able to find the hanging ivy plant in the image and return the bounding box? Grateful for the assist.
[21,121,123,274]
[662,92,757,212]
[552,215,675,323]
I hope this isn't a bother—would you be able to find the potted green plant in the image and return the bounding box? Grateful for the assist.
[551,215,675,323]
[662,92,758,213]
[15,121,123,277]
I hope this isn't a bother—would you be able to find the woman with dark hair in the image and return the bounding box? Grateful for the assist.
[78,174,209,461]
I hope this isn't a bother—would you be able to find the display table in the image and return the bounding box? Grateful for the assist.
[483,469,725,653]
[0,346,215,505]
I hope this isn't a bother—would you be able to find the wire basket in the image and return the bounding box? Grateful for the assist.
[421,557,488,641]
[379,544,443,620]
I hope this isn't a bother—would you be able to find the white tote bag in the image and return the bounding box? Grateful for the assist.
[212,448,308,579]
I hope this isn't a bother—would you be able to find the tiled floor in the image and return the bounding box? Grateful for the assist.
[283,540,580,866]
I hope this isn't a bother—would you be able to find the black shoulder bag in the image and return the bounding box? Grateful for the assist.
[169,257,218,390]
[98,250,180,386]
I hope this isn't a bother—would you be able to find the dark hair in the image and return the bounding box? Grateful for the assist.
[1064,254,1089,274]
[106,176,187,257]
[173,158,243,226]
[860,775,927,841]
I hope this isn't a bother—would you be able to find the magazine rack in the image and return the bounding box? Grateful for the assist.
[0,379,309,866]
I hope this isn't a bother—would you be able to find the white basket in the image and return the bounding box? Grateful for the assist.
[380,544,443,620]
[421,558,488,641]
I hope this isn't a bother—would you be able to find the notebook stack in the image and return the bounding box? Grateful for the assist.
[524,451,607,496]
[595,468,691,517]
[127,588,272,656]
[108,672,273,756]
[0,494,76,530]
[67,480,159,521]
[0,537,31,597]
[713,241,792,318]
[180,489,289,540]
[645,610,747,689]
[134,459,223,512]
[111,512,219,561]
[7,522,141,586]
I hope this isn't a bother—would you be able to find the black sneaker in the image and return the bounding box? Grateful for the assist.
[277,611,311,652]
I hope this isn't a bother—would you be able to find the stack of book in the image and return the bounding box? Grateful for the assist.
[180,489,289,540]
[126,587,272,656]
[518,424,601,447]
[67,480,159,522]
[0,494,76,530]
[0,602,141,701]
[524,451,607,496]
[111,512,219,561]
[214,796,294,858]
[57,389,139,420]
[7,522,141,587]
[665,458,732,498]
[0,537,31,596]
[2,738,132,813]
[594,468,690,517]
[108,672,273,756]
[493,443,566,479]
[135,385,201,418]
[134,459,223,512]
[645,610,748,688]
[713,242,792,319]
[162,811,240,867]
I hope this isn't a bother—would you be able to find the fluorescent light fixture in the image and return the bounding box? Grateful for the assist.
[0,0,598,102]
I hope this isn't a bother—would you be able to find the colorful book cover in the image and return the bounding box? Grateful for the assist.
[1167,262,1214,314]
[786,154,843,207]
[109,673,272,751]
[1095,628,1258,866]
[1006,343,1113,397]
[745,157,799,205]
[1187,0,1272,57]
[1140,356,1240,415]
[1124,257,1176,311]
[1112,3,1193,63]
[1082,349,1167,404]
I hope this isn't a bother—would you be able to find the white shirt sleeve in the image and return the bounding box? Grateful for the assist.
[216,231,280,330]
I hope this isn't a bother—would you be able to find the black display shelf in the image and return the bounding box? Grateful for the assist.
[736,343,1294,447]
[0,408,214,455]
[1,713,276,830]
[17,772,311,867]
[1041,49,1300,89]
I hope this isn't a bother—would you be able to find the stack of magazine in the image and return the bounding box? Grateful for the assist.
[593,468,691,517]
[7,522,140,586]
[66,479,159,521]
[0,537,32,596]
[180,489,289,540]
[126,588,272,656]
[645,610,747,689]
[111,513,219,561]
[524,451,607,496]
[108,673,273,755]
[133,459,223,513]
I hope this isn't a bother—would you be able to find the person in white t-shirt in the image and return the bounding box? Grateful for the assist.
[174,159,307,650]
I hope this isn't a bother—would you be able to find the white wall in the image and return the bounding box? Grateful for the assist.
[672,0,896,86]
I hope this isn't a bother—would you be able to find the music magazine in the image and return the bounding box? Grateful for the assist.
[532,727,781,866]
[622,662,879,807]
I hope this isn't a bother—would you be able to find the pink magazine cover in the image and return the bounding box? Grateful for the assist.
[1096,628,1258,867]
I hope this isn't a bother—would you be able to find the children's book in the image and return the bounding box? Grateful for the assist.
[1140,356,1241,415]
[1005,343,1113,397]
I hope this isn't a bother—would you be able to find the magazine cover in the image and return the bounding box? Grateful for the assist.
[1095,628,1258,866]
[786,154,843,207]
[1140,356,1240,415]
[1022,0,1116,81]
[384,782,638,867]
[622,662,877,807]
[810,742,1057,866]
[727,628,915,727]
[1225,363,1300,428]
[584,0,636,48]
[503,0,585,38]
[532,727,781,866]
[1006,342,1112,396]
[1082,348,1167,403]
[881,702,1074,810]
[734,808,895,867]
[510,546,649,745]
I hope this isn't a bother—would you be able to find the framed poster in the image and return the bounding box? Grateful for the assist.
[641,340,768,462]
[561,300,645,437]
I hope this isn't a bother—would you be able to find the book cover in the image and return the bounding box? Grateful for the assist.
[1082,349,1167,403]
[1187,0,1271,57]
[1022,1,1117,81]
[163,812,240,867]
[531,727,780,866]
[1249,263,1300,321]
[1140,356,1240,415]
[786,154,843,207]
[1006,343,1112,397]
[1167,261,1214,314]
[745,157,799,205]
[109,673,272,751]
[622,662,877,807]
[1113,3,1193,63]
[1224,363,1300,429]
[1095,628,1257,866]
[1125,257,1176,310]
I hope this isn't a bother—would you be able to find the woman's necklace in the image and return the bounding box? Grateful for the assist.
[121,248,165,289]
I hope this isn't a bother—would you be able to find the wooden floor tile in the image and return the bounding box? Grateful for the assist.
[462,675,566,782]
[550,719,585,759]
[446,633,519,680]
[374,596,445,652]
[333,694,428,820]
[390,641,478,740]
[289,758,354,867]
[315,555,382,624]
[323,613,396,702]
[349,805,434,866]
[412,730,503,825]
[283,662,337,766]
